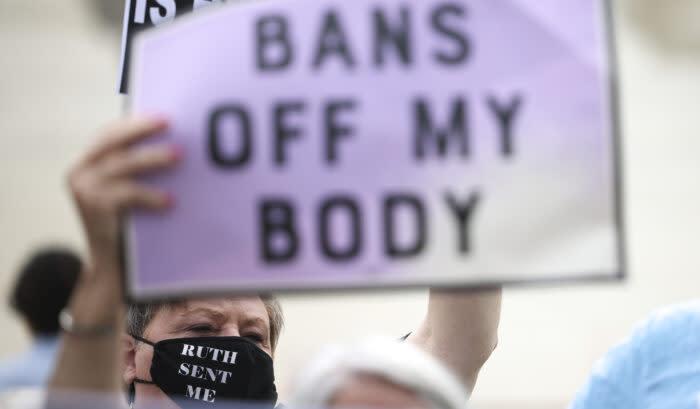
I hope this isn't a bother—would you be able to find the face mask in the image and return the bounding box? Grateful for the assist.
[131,335,278,408]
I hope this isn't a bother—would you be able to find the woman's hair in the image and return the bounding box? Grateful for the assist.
[126,295,284,351]
[289,337,470,409]
[11,248,81,335]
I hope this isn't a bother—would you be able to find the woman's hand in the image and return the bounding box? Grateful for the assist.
[67,115,181,277]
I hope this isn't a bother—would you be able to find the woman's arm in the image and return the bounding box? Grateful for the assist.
[407,287,502,393]
[48,116,178,394]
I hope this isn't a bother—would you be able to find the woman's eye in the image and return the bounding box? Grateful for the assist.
[188,325,215,333]
[244,333,264,343]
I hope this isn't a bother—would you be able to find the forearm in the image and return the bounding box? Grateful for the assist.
[408,287,502,392]
[49,262,125,392]
[46,115,172,406]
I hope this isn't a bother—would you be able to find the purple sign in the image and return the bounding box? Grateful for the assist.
[126,0,623,299]
[118,0,231,93]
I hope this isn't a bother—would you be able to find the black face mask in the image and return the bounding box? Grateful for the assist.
[132,335,278,408]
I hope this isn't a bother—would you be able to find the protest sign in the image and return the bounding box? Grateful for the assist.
[118,0,229,93]
[126,0,624,299]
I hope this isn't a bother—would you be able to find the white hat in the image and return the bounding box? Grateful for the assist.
[289,336,470,409]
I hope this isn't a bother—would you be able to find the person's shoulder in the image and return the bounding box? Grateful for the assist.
[625,299,700,362]
[643,299,700,335]
[597,299,700,368]
[567,318,647,409]
[0,387,46,409]
[0,354,30,390]
[568,299,700,409]
[595,299,700,356]
[637,299,700,376]
[0,338,59,390]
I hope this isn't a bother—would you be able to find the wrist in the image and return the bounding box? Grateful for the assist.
[81,252,124,289]
[68,264,124,329]
[87,243,122,272]
[59,308,115,338]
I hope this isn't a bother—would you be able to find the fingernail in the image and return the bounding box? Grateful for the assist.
[150,114,170,127]
[170,146,184,161]
[163,193,175,208]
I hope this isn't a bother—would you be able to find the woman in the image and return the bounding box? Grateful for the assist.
[48,115,501,408]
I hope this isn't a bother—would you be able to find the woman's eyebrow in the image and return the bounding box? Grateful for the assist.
[178,307,228,322]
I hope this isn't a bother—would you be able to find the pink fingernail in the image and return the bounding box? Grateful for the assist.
[163,193,176,208]
[150,114,170,127]
[170,146,184,161]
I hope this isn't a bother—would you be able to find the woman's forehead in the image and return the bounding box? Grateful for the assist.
[156,296,269,324]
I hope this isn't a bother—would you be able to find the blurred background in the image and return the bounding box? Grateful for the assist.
[0,0,698,408]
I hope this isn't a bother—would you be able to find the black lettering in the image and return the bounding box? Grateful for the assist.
[319,196,362,261]
[260,199,299,263]
[256,15,293,71]
[384,194,427,258]
[313,10,356,69]
[274,101,306,166]
[325,100,357,164]
[431,3,470,65]
[414,97,469,159]
[372,7,412,66]
[445,191,480,254]
[487,94,523,157]
[208,105,252,169]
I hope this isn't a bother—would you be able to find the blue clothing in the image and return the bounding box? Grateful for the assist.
[0,336,60,391]
[569,300,700,409]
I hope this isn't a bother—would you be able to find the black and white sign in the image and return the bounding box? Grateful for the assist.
[118,0,228,93]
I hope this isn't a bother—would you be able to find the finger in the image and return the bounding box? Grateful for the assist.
[85,115,170,164]
[111,182,173,212]
[100,145,182,180]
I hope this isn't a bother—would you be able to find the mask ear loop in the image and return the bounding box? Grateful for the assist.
[132,334,156,347]
[128,383,135,408]
[129,334,157,407]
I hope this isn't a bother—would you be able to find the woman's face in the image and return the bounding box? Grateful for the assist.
[124,296,272,407]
